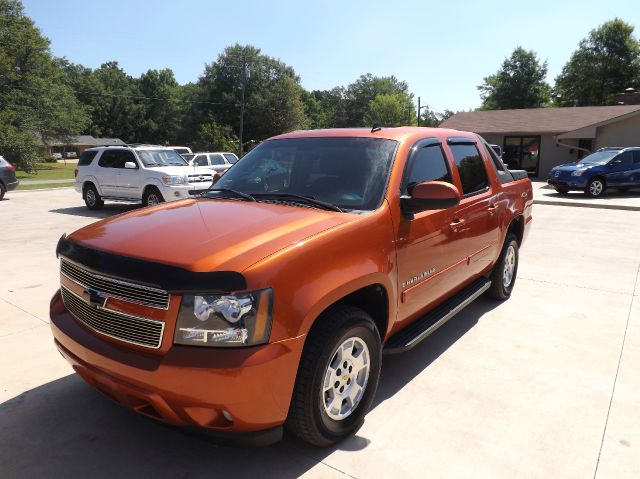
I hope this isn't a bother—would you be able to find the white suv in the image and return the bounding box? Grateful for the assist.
[75,145,214,210]
[190,152,239,173]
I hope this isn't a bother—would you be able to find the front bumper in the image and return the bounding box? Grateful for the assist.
[159,184,211,201]
[547,176,588,189]
[49,290,305,442]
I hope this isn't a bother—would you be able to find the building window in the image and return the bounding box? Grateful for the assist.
[503,136,540,176]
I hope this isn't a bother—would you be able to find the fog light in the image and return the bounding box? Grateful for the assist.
[222,410,233,422]
[174,191,181,197]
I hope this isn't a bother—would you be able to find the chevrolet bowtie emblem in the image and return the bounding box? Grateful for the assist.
[82,287,108,309]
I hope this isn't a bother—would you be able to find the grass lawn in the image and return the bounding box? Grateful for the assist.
[16,183,74,191]
[16,163,76,181]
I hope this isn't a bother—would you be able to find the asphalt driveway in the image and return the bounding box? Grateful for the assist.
[1,188,638,478]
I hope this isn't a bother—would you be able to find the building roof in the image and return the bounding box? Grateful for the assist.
[441,105,640,135]
[47,135,125,146]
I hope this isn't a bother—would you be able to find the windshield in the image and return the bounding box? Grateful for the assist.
[209,137,398,211]
[579,150,619,165]
[224,153,238,164]
[137,149,188,167]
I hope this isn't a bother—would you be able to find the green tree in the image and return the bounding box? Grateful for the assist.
[478,47,551,110]
[346,74,414,125]
[137,68,183,144]
[0,0,88,171]
[196,121,238,152]
[363,93,416,126]
[554,19,640,106]
[309,87,349,128]
[194,44,307,148]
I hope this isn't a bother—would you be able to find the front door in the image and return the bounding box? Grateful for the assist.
[395,139,468,327]
[115,150,141,198]
[604,151,635,187]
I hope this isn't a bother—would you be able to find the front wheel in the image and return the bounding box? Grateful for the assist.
[485,233,519,300]
[585,178,606,197]
[143,187,164,206]
[286,306,381,447]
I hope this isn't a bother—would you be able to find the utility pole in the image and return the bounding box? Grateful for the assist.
[239,55,248,158]
[417,96,421,127]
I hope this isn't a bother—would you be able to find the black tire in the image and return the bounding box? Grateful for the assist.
[143,186,164,206]
[0,182,6,201]
[555,188,569,195]
[585,177,606,198]
[286,306,382,447]
[485,233,519,300]
[84,183,104,210]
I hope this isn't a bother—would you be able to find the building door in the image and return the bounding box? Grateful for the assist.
[503,136,541,176]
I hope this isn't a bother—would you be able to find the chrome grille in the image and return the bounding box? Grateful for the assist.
[188,174,213,183]
[61,286,164,349]
[60,259,169,309]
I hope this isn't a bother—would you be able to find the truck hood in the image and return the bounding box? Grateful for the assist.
[68,199,356,272]
[144,165,207,176]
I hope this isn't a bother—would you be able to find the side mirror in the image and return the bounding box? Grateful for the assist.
[401,181,461,217]
[609,159,622,167]
[124,161,137,169]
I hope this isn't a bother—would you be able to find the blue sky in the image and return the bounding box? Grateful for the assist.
[23,0,640,113]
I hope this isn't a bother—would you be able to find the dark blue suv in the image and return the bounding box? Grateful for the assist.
[548,147,640,197]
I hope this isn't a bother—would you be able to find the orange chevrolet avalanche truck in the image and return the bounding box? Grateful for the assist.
[50,127,532,446]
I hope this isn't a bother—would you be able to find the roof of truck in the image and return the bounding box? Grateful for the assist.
[272,127,473,142]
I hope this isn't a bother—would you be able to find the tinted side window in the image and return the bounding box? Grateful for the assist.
[114,150,136,168]
[633,151,640,164]
[193,155,208,167]
[98,150,117,168]
[210,154,225,165]
[78,150,98,166]
[615,151,633,165]
[449,144,489,195]
[402,144,452,195]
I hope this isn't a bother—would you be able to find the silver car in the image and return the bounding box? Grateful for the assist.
[190,152,239,174]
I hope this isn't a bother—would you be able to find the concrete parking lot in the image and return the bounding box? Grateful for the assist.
[1,188,638,478]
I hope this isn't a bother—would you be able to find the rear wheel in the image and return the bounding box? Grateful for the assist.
[555,188,569,195]
[143,187,164,206]
[286,306,381,447]
[585,178,606,197]
[485,233,519,300]
[84,183,104,210]
[0,182,6,200]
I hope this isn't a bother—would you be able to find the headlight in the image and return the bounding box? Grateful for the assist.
[174,289,272,347]
[161,175,188,185]
[571,169,587,176]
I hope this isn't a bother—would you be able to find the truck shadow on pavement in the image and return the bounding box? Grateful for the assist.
[0,298,499,478]
[50,204,140,219]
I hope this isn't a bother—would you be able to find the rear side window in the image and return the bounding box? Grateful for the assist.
[482,141,514,184]
[78,150,98,166]
[224,153,238,164]
[402,143,452,195]
[449,144,489,196]
[633,151,640,163]
[210,154,225,165]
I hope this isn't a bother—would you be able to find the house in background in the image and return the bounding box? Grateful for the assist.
[39,135,125,158]
[441,105,640,178]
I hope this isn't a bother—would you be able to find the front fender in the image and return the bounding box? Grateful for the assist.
[81,176,103,196]
[242,206,398,342]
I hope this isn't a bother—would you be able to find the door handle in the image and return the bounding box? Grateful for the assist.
[488,204,499,215]
[450,218,466,231]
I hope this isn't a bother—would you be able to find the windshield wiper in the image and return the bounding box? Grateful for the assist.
[251,193,343,212]
[204,188,256,202]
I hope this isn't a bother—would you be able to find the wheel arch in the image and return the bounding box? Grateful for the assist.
[81,177,102,196]
[506,214,525,246]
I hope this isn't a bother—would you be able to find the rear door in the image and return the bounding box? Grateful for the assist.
[395,138,469,325]
[446,138,501,278]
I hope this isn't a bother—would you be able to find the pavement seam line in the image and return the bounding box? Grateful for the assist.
[593,260,640,479]
[0,323,48,339]
[0,296,49,324]
[318,461,358,478]
[519,276,632,296]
